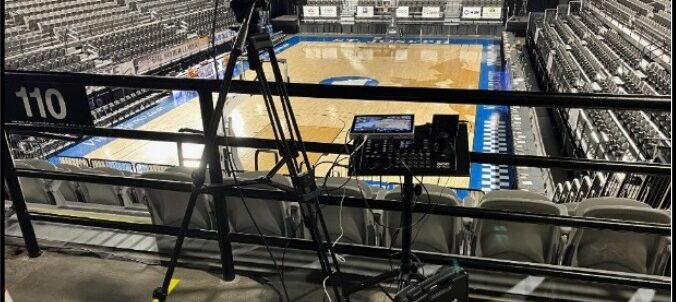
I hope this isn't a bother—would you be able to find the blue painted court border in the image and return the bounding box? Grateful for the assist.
[468,42,512,194]
[52,34,511,193]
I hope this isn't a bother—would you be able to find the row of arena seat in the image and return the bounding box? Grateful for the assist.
[615,0,654,16]
[15,160,135,206]
[91,90,170,127]
[9,0,109,16]
[592,0,672,50]
[22,1,121,30]
[650,111,671,138]
[92,25,187,62]
[179,8,233,37]
[130,0,213,15]
[40,6,131,34]
[575,106,665,162]
[8,136,75,161]
[644,62,671,95]
[68,14,152,38]
[602,30,642,68]
[632,15,672,51]
[5,0,62,11]
[11,160,671,276]
[553,170,671,209]
[600,0,633,25]
[4,47,93,73]
[652,10,670,27]
[4,32,59,54]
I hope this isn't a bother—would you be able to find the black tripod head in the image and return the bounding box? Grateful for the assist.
[231,0,267,34]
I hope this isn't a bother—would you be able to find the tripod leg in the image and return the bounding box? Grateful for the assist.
[310,197,348,295]
[245,43,301,172]
[266,49,312,171]
[267,48,348,301]
[245,34,347,301]
[263,49,299,148]
[199,91,236,282]
[298,200,336,273]
[153,173,207,302]
[153,12,252,298]
[246,38,346,301]
[300,199,348,302]
[399,174,415,288]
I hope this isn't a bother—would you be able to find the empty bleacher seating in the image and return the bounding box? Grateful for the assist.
[526,2,672,184]
[88,23,186,63]
[602,30,642,67]
[4,0,235,73]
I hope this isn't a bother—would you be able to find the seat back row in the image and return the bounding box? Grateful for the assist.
[15,159,135,207]
[11,160,671,275]
[142,168,672,275]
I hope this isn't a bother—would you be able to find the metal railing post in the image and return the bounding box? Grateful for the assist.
[177,142,184,167]
[2,133,41,257]
[197,90,236,281]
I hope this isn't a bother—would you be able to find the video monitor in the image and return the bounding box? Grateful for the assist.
[350,114,414,138]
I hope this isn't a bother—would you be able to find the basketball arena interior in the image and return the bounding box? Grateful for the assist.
[2,0,672,301]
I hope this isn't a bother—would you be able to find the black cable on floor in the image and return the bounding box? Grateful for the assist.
[246,274,284,301]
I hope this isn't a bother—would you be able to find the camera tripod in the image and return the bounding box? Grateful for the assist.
[151,1,346,301]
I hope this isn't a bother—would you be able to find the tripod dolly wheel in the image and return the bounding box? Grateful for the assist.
[152,287,167,302]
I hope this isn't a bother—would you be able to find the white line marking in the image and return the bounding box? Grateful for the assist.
[628,288,655,302]
[507,276,545,295]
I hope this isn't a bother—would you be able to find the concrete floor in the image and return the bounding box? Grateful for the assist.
[4,247,281,302]
[4,245,386,302]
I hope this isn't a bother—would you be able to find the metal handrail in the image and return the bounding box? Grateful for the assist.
[5,124,671,175]
[3,71,671,110]
[26,212,672,290]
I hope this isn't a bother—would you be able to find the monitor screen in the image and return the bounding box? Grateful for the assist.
[351,115,414,134]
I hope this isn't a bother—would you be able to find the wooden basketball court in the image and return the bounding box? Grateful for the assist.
[86,41,484,187]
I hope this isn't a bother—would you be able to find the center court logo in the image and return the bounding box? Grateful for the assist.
[319,76,379,86]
